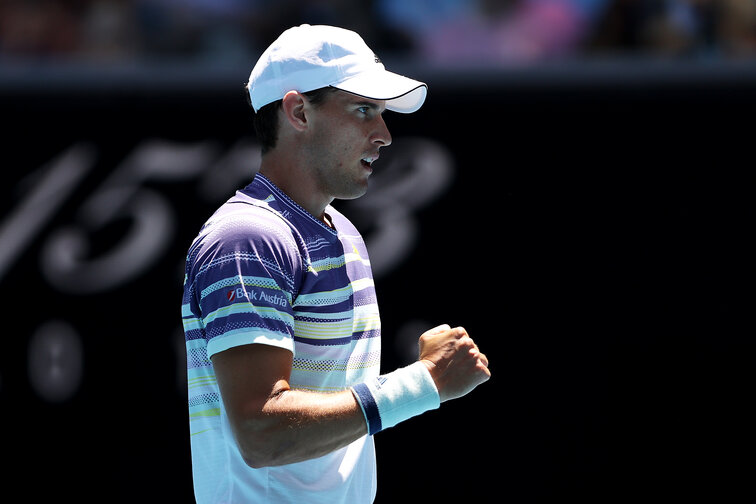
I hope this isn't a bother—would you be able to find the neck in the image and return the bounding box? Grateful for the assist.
[258,153,333,224]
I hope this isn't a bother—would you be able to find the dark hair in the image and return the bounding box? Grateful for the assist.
[248,86,338,154]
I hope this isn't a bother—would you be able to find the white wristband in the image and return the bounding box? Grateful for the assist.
[351,361,440,435]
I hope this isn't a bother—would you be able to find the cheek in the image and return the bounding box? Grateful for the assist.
[313,118,365,161]
[333,133,360,160]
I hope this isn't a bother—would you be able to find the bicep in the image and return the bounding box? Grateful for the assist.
[212,343,294,429]
[211,342,369,467]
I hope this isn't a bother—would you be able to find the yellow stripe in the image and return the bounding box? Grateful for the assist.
[190,408,220,419]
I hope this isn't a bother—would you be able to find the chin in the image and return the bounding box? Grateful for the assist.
[336,183,369,201]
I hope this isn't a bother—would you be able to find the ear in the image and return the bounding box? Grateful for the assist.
[280,91,308,132]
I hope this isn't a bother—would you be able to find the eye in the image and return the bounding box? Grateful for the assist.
[357,106,370,115]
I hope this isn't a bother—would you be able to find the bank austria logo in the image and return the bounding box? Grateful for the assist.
[226,286,288,307]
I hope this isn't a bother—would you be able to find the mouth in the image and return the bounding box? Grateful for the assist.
[360,155,378,169]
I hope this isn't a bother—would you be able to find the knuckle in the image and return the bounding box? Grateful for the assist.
[458,336,474,348]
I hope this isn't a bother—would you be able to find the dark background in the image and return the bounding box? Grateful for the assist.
[3,0,756,501]
[2,61,753,503]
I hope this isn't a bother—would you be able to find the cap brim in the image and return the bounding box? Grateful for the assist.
[333,70,427,114]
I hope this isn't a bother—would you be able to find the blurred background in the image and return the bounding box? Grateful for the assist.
[1,1,754,502]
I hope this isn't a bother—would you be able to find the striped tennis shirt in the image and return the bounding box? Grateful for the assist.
[181,174,381,503]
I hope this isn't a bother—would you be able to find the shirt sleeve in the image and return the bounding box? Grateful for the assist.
[192,207,304,359]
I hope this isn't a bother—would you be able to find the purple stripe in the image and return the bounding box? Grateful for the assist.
[352,328,380,341]
[293,335,353,346]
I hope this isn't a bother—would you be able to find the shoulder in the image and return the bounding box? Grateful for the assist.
[187,196,306,279]
[210,194,302,248]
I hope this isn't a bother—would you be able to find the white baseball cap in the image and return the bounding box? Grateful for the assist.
[246,24,427,114]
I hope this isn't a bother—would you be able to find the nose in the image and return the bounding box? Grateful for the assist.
[371,115,392,148]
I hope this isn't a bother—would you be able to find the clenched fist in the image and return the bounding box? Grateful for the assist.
[418,324,491,402]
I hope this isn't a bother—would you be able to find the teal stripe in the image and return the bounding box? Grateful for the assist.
[296,285,352,307]
[203,303,294,327]
[186,338,208,350]
[210,327,289,346]
[200,275,281,301]
[187,366,213,381]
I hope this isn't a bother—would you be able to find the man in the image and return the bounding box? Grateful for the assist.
[182,24,490,503]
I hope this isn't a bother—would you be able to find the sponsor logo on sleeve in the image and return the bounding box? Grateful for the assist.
[226,287,287,307]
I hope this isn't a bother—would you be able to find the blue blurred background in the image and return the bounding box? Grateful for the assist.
[2,0,756,63]
[1,1,754,503]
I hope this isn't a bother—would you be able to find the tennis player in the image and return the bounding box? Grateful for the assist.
[181,24,491,504]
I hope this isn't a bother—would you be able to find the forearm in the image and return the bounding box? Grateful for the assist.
[217,324,491,469]
[232,387,367,468]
